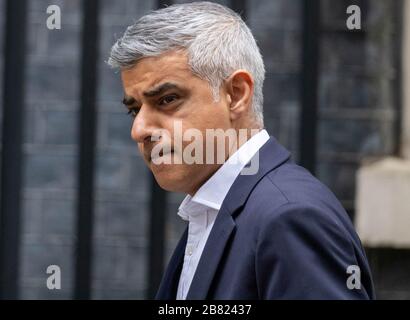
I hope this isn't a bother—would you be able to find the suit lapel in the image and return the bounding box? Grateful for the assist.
[186,205,235,299]
[155,227,188,299]
[186,136,291,299]
[223,135,291,213]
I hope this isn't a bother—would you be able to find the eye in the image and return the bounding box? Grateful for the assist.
[127,108,139,118]
[158,94,178,106]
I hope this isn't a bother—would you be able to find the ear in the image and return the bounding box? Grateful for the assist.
[224,70,254,121]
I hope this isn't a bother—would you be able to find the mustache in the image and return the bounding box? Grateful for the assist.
[144,144,175,162]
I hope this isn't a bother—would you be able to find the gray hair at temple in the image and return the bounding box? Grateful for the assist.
[108,1,265,126]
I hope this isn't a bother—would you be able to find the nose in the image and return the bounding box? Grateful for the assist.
[130,105,156,144]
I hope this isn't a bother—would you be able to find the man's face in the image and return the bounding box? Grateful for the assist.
[121,50,232,195]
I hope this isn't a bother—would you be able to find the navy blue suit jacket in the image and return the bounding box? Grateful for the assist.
[156,136,375,299]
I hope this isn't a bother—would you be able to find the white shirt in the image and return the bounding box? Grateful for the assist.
[176,129,270,299]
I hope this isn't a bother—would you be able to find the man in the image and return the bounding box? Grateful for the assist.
[108,2,375,299]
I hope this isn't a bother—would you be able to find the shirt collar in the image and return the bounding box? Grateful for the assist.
[178,129,270,221]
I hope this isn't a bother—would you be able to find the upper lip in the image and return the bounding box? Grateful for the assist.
[147,148,174,162]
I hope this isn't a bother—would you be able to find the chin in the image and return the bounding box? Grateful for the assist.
[151,166,191,193]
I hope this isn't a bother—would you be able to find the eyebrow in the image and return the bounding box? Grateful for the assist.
[122,82,181,107]
[143,82,180,97]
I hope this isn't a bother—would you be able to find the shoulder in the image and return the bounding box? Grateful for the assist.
[236,161,358,249]
[233,162,374,299]
[243,162,347,224]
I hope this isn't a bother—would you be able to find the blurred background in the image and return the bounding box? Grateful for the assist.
[0,0,408,299]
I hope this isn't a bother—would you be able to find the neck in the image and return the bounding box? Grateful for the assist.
[187,127,264,196]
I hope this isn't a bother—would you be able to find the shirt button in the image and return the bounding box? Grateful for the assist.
[186,246,193,256]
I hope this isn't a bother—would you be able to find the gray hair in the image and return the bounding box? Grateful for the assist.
[108,1,265,126]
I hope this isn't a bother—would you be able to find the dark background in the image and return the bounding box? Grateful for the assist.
[0,0,408,299]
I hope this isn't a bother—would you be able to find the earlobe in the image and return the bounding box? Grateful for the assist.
[226,92,240,121]
[227,94,232,105]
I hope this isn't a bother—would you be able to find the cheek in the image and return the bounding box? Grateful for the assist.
[190,102,230,127]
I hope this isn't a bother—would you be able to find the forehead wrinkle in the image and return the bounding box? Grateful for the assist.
[121,52,199,101]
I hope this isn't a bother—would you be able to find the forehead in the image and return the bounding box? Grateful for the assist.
[121,51,195,95]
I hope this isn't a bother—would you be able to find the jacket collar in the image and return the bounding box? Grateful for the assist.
[223,134,292,214]
[183,129,270,212]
